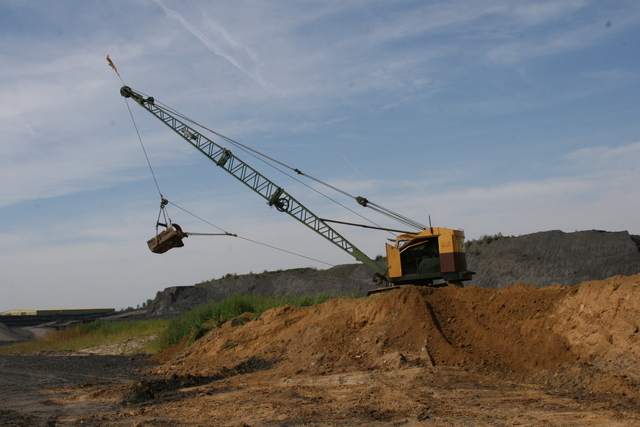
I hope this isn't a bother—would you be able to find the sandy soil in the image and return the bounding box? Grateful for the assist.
[2,274,640,426]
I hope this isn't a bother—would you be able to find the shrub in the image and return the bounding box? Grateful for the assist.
[471,232,504,245]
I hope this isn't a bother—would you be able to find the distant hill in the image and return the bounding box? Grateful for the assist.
[146,230,640,317]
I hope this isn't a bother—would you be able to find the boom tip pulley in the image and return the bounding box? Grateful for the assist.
[120,85,154,105]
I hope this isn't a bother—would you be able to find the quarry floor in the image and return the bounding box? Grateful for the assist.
[0,354,637,426]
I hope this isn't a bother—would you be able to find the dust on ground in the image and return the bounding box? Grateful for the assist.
[1,274,639,426]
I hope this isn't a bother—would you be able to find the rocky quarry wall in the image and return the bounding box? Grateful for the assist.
[146,229,640,317]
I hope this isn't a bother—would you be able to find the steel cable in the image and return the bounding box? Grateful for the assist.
[143,93,423,233]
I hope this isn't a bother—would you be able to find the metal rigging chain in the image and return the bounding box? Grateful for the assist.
[156,198,171,228]
[168,201,334,267]
[134,90,425,232]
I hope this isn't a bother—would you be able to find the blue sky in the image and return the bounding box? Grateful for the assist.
[1,0,639,311]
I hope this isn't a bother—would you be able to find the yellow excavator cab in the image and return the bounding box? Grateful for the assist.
[385,227,472,286]
[147,223,187,254]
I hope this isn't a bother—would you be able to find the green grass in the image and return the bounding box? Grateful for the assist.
[0,293,342,356]
[0,318,168,355]
[153,293,335,352]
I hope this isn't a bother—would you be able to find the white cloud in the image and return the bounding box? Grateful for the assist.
[566,141,640,169]
[415,141,640,238]
[513,0,589,26]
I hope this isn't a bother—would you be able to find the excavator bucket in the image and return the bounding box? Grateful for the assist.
[147,224,187,254]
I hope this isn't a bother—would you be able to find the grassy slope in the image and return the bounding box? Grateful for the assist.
[0,293,338,355]
[0,318,168,355]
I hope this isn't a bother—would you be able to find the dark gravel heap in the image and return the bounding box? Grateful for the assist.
[465,230,640,289]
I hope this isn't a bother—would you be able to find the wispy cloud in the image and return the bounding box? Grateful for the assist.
[512,0,589,26]
[155,0,272,93]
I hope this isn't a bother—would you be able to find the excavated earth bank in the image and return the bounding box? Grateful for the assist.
[130,274,640,426]
[154,274,640,389]
[2,274,639,426]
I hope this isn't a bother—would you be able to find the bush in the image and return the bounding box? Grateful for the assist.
[475,232,504,245]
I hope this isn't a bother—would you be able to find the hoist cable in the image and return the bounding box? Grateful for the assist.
[181,114,424,230]
[149,97,385,229]
[124,97,164,200]
[365,203,426,230]
[128,87,424,232]
[110,61,164,202]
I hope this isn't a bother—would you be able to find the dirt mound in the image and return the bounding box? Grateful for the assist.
[153,274,640,398]
[4,276,639,426]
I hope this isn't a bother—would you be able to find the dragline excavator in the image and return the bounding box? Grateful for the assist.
[120,86,474,289]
